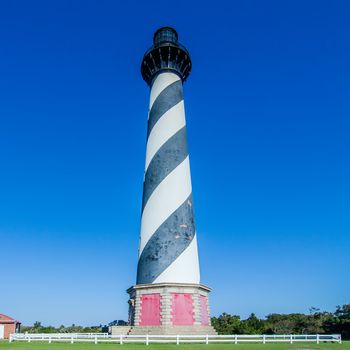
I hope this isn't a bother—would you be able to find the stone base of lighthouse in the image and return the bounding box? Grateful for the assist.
[126,283,217,335]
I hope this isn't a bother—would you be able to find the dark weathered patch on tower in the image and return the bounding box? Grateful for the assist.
[147,80,183,138]
[142,126,188,211]
[137,194,196,284]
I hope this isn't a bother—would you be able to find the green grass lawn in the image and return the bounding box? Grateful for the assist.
[0,341,348,350]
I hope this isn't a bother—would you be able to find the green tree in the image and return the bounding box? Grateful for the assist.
[333,304,350,339]
[211,313,243,334]
[242,313,266,334]
[33,321,41,329]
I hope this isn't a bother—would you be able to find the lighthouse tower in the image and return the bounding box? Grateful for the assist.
[127,27,215,335]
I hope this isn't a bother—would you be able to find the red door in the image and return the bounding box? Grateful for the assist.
[200,295,209,325]
[140,294,161,326]
[171,293,194,325]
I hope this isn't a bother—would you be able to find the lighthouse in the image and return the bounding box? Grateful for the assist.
[127,27,216,335]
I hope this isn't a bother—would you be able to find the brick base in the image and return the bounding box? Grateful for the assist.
[127,283,216,335]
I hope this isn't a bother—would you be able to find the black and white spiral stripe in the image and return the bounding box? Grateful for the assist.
[137,72,200,285]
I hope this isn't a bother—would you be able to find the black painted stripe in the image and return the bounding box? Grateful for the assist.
[148,80,183,139]
[142,126,188,212]
[137,194,196,284]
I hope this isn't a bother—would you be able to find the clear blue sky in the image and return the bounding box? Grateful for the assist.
[1,0,349,326]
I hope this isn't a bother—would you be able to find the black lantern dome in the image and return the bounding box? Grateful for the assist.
[141,26,192,86]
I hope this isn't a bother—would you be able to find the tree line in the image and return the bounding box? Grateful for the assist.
[20,322,108,334]
[21,303,350,339]
[211,303,350,339]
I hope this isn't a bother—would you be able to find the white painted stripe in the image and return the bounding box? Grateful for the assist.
[139,156,192,255]
[149,72,181,111]
[145,100,186,171]
[153,234,200,284]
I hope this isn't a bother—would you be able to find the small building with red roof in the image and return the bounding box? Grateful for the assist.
[0,314,21,339]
